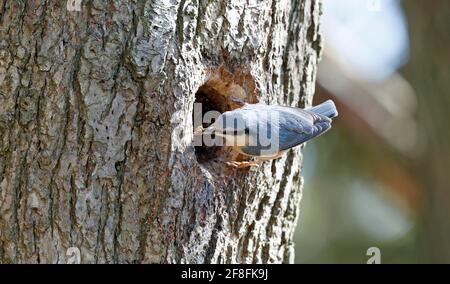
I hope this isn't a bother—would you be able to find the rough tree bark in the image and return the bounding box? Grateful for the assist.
[0,0,322,263]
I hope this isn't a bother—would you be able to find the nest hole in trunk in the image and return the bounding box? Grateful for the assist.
[192,67,257,165]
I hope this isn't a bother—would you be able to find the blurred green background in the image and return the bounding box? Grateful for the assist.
[295,0,450,263]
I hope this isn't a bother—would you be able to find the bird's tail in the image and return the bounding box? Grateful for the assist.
[307,100,338,118]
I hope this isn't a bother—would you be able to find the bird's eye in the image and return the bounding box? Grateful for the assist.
[221,129,237,135]
[221,129,249,136]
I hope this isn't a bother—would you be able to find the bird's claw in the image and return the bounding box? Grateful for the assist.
[226,161,260,168]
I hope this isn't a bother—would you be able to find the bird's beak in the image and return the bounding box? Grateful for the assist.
[193,125,204,136]
[194,125,220,137]
[203,126,218,136]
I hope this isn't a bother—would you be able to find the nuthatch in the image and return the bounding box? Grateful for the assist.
[196,100,338,168]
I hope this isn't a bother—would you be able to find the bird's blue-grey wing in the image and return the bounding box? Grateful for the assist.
[276,107,332,151]
[235,104,332,154]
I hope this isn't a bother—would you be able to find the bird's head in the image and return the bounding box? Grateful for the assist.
[204,110,249,147]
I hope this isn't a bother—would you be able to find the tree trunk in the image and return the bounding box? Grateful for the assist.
[0,0,322,263]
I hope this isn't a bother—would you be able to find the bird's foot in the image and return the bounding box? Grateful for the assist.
[226,160,260,168]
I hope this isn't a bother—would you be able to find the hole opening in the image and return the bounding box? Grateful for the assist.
[192,67,257,166]
[193,86,229,163]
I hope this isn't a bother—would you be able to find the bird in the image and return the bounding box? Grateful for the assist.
[195,100,338,168]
